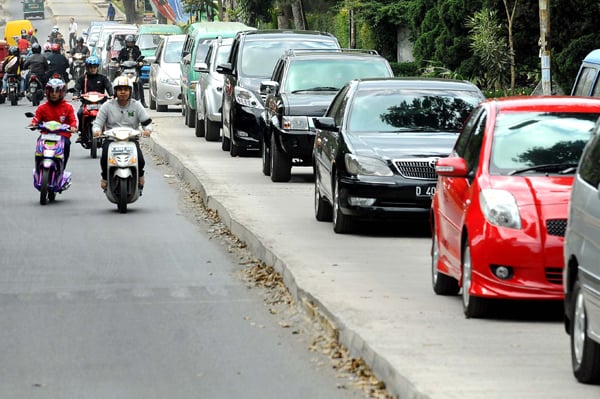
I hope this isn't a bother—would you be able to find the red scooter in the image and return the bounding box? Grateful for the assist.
[78,91,107,158]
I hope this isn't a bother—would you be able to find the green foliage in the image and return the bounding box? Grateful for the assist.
[390,61,420,77]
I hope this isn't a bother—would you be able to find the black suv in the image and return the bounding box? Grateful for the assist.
[259,49,394,182]
[216,30,340,157]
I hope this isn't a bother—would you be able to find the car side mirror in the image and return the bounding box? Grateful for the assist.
[216,62,233,75]
[435,157,468,177]
[182,54,191,65]
[313,117,338,132]
[193,62,209,73]
[260,80,279,96]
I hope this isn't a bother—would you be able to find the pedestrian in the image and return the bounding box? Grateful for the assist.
[68,17,77,50]
[107,3,116,21]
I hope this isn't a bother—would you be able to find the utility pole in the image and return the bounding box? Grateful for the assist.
[539,0,551,95]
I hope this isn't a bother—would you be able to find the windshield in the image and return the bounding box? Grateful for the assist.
[137,34,163,51]
[490,111,598,175]
[285,58,390,92]
[348,89,481,133]
[163,40,184,63]
[240,39,339,78]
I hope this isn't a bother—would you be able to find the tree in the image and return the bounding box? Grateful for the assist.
[501,0,518,94]
[122,0,137,24]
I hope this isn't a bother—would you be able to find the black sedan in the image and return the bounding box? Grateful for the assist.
[312,78,485,233]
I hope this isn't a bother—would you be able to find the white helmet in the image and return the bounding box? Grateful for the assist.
[52,25,59,32]
[113,75,133,92]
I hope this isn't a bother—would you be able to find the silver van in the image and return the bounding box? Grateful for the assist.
[564,119,600,384]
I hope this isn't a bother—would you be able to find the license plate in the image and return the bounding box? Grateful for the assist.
[110,146,133,154]
[416,185,436,198]
[87,104,99,110]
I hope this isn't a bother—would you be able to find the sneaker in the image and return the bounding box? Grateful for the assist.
[100,179,107,190]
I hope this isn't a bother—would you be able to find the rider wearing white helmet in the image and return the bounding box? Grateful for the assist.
[92,76,153,190]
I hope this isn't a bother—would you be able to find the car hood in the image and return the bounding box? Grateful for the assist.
[282,93,335,116]
[240,77,266,93]
[348,132,458,159]
[488,175,574,207]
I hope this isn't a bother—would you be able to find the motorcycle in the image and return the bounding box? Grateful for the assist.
[26,73,44,106]
[6,73,20,106]
[101,127,143,213]
[25,113,73,205]
[116,55,144,100]
[70,52,85,81]
[78,91,107,158]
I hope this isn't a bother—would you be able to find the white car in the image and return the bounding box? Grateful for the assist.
[564,118,600,384]
[193,37,233,141]
[148,34,185,112]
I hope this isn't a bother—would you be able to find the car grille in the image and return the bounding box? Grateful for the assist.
[546,219,567,237]
[394,159,438,180]
[545,267,563,285]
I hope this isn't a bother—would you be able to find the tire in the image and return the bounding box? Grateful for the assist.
[221,134,231,151]
[431,229,460,295]
[48,190,56,202]
[0,94,5,104]
[117,178,128,214]
[205,118,220,142]
[149,94,156,110]
[185,104,196,128]
[40,169,50,205]
[10,92,18,106]
[195,114,205,137]
[261,138,271,176]
[332,178,353,234]
[462,241,488,318]
[91,137,98,159]
[270,134,291,182]
[314,170,333,222]
[570,277,600,383]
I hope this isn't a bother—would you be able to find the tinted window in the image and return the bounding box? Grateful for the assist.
[462,112,486,173]
[579,123,600,187]
[490,112,598,174]
[347,88,481,133]
[326,85,350,126]
[573,67,598,96]
[284,58,391,92]
[454,106,483,157]
[239,38,339,78]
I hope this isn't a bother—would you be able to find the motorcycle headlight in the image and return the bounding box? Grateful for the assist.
[479,189,522,229]
[234,86,263,109]
[344,154,393,177]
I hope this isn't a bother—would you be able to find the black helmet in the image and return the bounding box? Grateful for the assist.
[77,37,84,44]
[9,46,19,56]
[31,43,41,54]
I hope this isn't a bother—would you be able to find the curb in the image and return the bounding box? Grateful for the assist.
[147,138,414,399]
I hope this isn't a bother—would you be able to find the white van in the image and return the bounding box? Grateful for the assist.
[563,119,600,384]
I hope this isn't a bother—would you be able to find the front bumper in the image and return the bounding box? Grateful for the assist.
[232,103,263,150]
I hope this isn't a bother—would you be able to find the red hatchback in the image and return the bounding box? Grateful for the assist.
[431,96,600,318]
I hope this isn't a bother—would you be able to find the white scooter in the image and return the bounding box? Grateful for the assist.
[101,127,143,213]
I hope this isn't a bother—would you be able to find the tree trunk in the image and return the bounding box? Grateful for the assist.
[276,1,292,29]
[123,0,137,24]
[217,0,224,21]
[349,8,355,49]
[290,0,307,30]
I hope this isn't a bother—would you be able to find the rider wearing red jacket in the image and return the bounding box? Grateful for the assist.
[30,78,78,167]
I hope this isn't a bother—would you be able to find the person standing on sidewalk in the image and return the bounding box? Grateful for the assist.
[107,3,116,21]
[68,17,78,50]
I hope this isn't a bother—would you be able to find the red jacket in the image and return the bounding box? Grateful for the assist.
[31,99,78,139]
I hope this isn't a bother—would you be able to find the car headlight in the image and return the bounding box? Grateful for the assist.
[282,116,309,130]
[479,189,522,229]
[344,154,393,177]
[159,77,178,85]
[234,86,264,109]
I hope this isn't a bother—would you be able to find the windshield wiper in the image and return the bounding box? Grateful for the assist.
[507,163,578,176]
[299,86,339,92]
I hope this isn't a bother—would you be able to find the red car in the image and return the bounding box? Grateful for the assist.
[431,96,600,318]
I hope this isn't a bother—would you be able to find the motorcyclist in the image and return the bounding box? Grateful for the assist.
[69,37,90,78]
[17,32,31,56]
[46,43,70,83]
[2,46,25,96]
[48,26,60,44]
[42,42,52,59]
[117,34,146,107]
[92,76,152,191]
[27,29,38,45]
[29,78,78,168]
[24,43,49,90]
[72,55,113,144]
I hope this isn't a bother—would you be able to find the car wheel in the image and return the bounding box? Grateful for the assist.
[195,113,205,137]
[570,277,600,383]
[332,178,353,234]
[185,104,196,128]
[314,170,332,221]
[262,137,271,176]
[461,240,488,318]
[205,118,220,142]
[149,94,156,110]
[431,229,460,295]
[270,134,291,182]
[230,139,240,157]
[221,134,231,151]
